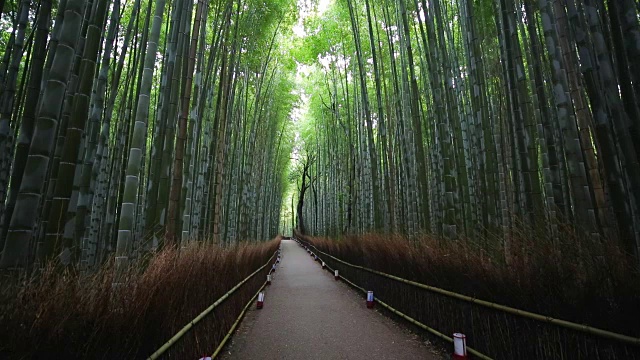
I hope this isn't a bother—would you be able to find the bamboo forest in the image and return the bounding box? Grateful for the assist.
[0,0,639,357]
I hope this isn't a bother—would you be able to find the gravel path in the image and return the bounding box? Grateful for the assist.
[222,240,442,360]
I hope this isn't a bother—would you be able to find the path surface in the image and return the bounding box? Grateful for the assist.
[222,240,441,360]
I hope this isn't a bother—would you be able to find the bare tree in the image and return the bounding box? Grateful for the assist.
[296,153,315,235]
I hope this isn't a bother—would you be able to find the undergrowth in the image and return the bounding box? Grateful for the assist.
[0,237,280,359]
[302,226,640,337]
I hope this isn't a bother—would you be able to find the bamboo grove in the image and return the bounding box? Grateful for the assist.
[0,0,298,270]
[293,0,640,264]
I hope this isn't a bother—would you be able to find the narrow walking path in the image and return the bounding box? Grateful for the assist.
[222,240,442,359]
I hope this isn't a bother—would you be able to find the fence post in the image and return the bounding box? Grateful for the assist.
[367,291,375,308]
[257,292,265,309]
[453,333,467,359]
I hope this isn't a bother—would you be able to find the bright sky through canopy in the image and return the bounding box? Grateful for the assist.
[293,0,333,37]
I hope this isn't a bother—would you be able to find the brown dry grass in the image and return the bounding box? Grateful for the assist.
[302,226,640,337]
[0,237,280,359]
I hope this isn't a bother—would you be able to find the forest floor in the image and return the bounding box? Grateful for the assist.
[220,240,442,360]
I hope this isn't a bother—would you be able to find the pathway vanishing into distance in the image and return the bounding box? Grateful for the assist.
[222,240,442,360]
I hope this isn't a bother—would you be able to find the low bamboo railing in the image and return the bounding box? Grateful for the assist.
[148,249,278,359]
[297,237,640,359]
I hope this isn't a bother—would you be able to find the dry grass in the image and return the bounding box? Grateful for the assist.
[0,237,280,359]
[302,226,640,337]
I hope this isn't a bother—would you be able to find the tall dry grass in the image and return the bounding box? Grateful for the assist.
[302,227,640,337]
[0,238,280,359]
